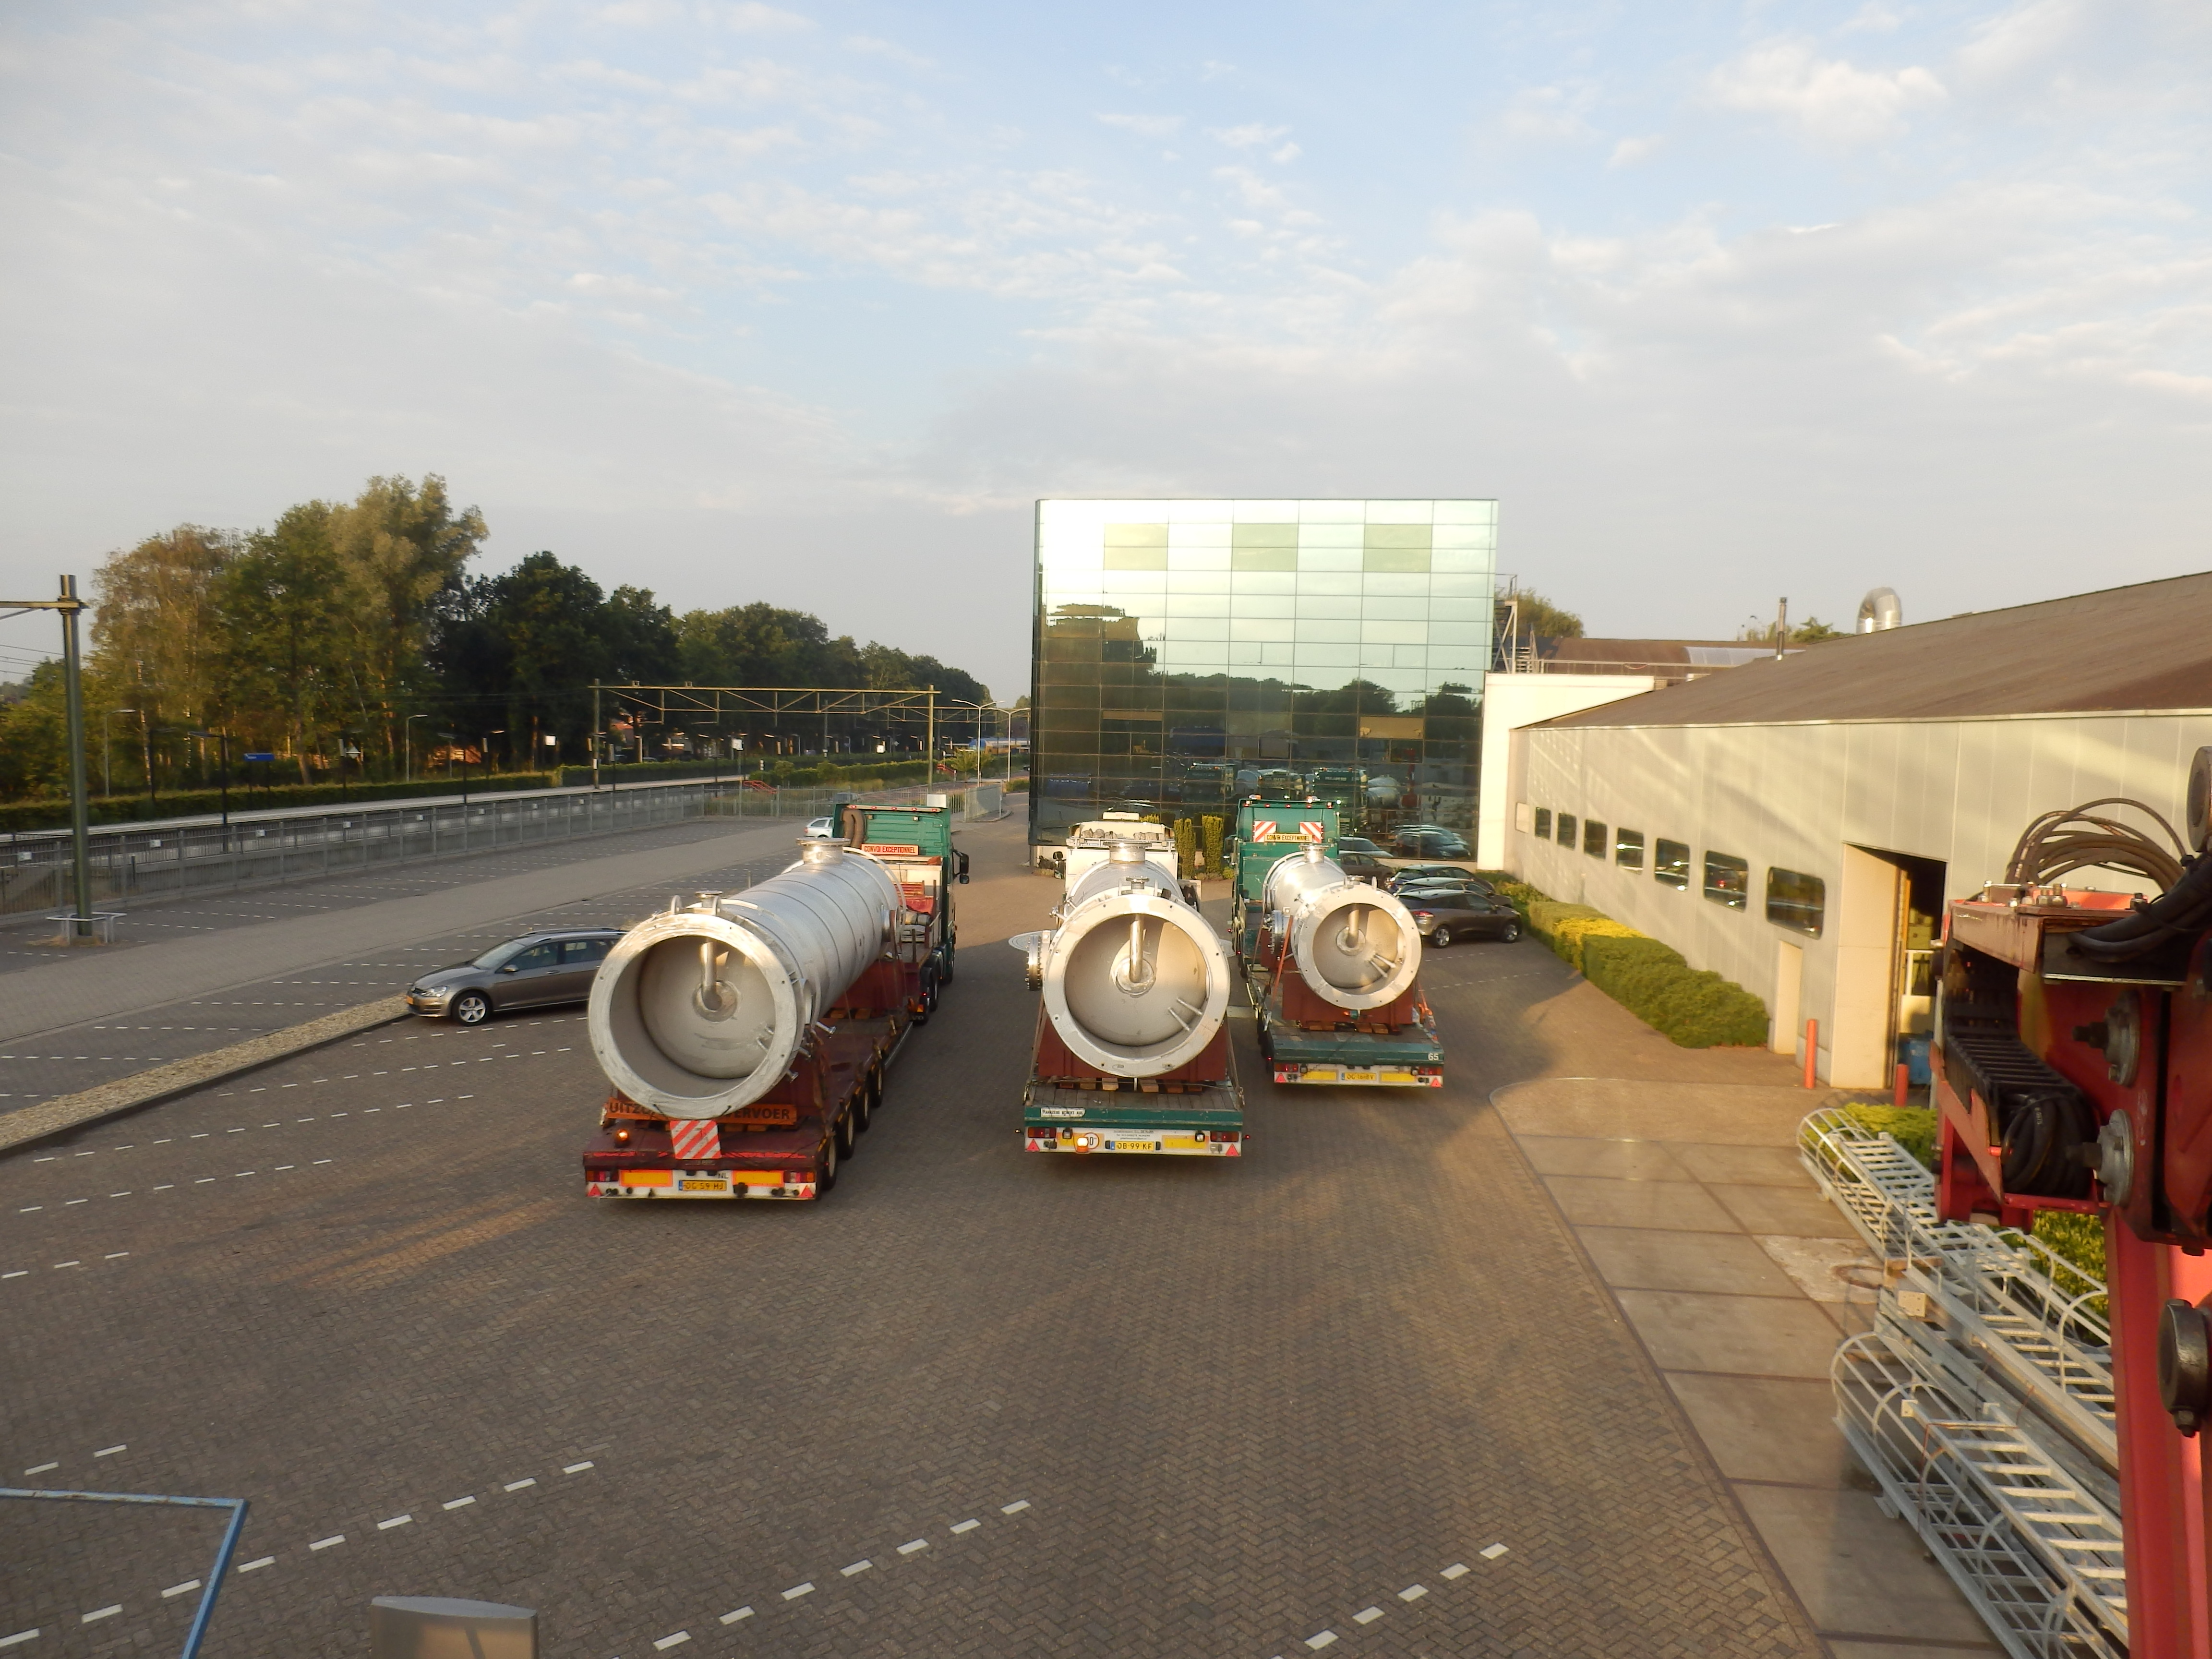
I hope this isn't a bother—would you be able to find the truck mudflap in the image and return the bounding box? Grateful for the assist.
[585,1168,819,1200]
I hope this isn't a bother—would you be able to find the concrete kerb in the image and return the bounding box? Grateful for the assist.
[0,995,412,1155]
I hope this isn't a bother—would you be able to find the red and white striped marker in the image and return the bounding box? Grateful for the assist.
[670,1119,720,1161]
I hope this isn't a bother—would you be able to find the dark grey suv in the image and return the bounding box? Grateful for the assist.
[406,929,624,1025]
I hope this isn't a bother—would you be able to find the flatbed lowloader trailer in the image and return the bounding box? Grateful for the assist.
[580,805,964,1201]
[1230,802,1441,1087]
[1019,817,1244,1158]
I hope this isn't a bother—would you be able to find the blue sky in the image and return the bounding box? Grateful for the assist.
[3,0,2208,697]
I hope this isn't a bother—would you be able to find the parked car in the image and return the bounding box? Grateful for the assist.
[1335,851,1395,885]
[1389,866,1491,893]
[805,815,838,837]
[1401,890,1521,948]
[1336,835,1388,857]
[406,928,625,1025]
[1393,828,1470,859]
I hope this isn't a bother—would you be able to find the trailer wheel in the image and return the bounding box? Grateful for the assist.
[854,1079,874,1134]
[835,1107,857,1160]
[817,1132,838,1193]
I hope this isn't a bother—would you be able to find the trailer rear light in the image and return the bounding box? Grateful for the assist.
[1193,1130,1208,1142]
[785,1171,810,1184]
[613,1126,632,1145]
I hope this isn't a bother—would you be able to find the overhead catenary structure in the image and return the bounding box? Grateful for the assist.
[1503,570,2212,1086]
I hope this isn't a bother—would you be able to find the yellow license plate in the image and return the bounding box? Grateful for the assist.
[679,1178,728,1191]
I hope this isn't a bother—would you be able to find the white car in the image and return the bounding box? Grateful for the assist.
[805,816,837,837]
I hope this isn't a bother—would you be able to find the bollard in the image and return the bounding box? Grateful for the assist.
[1803,1018,1818,1089]
[371,1596,536,1659]
[1894,1062,1910,1108]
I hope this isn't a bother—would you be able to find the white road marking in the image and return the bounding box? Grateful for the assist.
[52,1262,79,1269]
[841,1560,872,1576]
[504,1478,535,1491]
[442,1497,476,1510]
[152,1185,172,1191]
[81,1607,121,1624]
[1398,1585,1427,1601]
[652,1635,689,1651]
[237,1557,274,1573]
[310,1535,344,1551]
[1479,1543,1508,1560]
[718,1607,753,1625]
[108,1192,130,1199]
[950,1519,979,1534]
[94,1445,127,1457]
[1305,1633,1337,1650]
[563,1461,594,1474]
[63,1200,85,1206]
[103,1253,128,1260]
[897,1539,927,1555]
[0,1632,36,1649]
[3,1272,27,1281]
[161,1581,201,1599]
[1001,1499,1030,1514]
[1354,1607,1382,1624]
[24,1463,58,1475]
[377,1515,412,1530]
[1440,1563,1468,1579]
[17,1207,40,1214]
[276,1166,294,1171]
[781,1583,814,1600]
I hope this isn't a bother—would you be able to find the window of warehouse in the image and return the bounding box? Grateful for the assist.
[1704,851,1751,909]
[1558,813,1577,848]
[1615,828,1646,870]
[1533,808,1552,840]
[1583,819,1607,858]
[1655,838,1691,889]
[1766,867,1827,937]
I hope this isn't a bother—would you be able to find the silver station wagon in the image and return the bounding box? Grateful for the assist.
[406,928,625,1025]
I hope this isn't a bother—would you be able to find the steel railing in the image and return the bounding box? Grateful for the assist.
[0,781,909,926]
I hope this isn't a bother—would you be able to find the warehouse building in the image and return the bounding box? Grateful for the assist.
[1029,499,1497,861]
[1504,572,2212,1086]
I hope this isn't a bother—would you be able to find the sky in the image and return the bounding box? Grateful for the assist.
[2,0,2208,699]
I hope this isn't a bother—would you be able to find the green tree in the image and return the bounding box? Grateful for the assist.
[1509,590,1583,639]
[218,503,350,781]
[90,525,237,790]
[330,475,486,763]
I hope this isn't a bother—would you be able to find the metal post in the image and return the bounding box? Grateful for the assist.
[216,730,230,839]
[58,576,94,936]
[926,691,935,781]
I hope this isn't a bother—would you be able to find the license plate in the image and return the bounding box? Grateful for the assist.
[679,1177,728,1192]
[1108,1138,1160,1152]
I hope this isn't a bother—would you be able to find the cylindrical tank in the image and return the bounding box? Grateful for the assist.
[589,840,900,1119]
[1040,841,1233,1077]
[1261,845,1421,1011]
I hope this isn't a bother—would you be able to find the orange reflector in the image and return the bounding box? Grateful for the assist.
[620,1169,673,1187]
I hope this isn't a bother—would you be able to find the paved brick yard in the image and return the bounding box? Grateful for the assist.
[4,817,1830,1658]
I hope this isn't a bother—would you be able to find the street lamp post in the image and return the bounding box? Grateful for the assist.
[191,729,232,839]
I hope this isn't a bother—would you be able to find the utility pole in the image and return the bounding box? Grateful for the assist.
[1,578,97,938]
[1773,597,1789,660]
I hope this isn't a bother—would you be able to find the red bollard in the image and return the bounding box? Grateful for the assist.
[1803,1018,1818,1089]
[1894,1063,1910,1108]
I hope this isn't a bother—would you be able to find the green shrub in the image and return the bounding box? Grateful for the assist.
[1842,1105,1936,1169]
[1581,932,1769,1048]
[1534,904,1647,973]
[1202,815,1224,873]
[2029,1209,2108,1314]
[0,770,559,832]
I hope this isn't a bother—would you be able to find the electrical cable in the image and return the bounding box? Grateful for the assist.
[2002,797,2188,893]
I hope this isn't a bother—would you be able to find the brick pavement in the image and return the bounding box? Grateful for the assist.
[3,817,1825,1658]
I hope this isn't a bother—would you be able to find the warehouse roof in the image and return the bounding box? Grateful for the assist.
[1537,570,2212,729]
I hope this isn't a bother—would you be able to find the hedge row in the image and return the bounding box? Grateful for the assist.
[1495,880,1769,1048]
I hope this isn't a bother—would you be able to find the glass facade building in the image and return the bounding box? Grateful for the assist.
[1029,499,1498,856]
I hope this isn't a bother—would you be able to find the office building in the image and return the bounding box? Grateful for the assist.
[1030,498,1497,860]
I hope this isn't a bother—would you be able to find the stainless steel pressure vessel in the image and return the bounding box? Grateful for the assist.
[1260,845,1422,1011]
[1040,840,1233,1077]
[589,840,900,1118]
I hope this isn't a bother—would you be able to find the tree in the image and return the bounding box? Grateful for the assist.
[90,525,237,787]
[1735,615,1845,645]
[218,503,350,781]
[1508,589,1583,638]
[329,475,486,761]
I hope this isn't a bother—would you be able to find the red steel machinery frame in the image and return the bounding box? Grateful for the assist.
[1936,882,2212,1653]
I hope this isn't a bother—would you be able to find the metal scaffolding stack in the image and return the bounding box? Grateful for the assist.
[1799,1108,2126,1659]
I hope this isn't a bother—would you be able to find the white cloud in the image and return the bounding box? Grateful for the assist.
[1708,40,1945,143]
[1500,84,1599,143]
[1957,0,2089,81]
[1205,122,1290,151]
[1098,111,1182,139]
[722,3,815,34]
[1607,134,1662,168]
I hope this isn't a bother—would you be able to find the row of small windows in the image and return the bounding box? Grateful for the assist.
[1527,807,1826,937]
